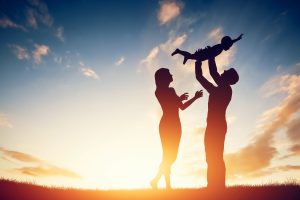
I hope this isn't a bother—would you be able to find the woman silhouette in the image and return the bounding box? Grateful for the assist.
[151,68,203,189]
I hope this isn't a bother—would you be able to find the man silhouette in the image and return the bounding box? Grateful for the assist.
[194,50,239,189]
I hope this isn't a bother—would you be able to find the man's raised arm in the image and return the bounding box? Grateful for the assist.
[208,57,223,86]
[195,61,214,93]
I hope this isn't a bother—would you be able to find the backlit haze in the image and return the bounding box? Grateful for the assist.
[0,0,300,189]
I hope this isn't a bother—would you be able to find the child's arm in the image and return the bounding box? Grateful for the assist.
[180,90,203,110]
[232,34,243,44]
[195,61,215,93]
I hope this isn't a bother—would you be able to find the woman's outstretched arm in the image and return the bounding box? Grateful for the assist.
[180,90,203,110]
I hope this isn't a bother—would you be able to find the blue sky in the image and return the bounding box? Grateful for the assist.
[0,0,300,189]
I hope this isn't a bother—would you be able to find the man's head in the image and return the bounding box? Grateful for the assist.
[221,36,234,51]
[221,68,239,85]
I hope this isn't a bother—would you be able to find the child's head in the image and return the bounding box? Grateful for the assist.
[155,68,173,87]
[221,68,239,85]
[221,36,234,50]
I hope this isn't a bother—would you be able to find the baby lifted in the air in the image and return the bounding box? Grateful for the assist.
[171,34,243,64]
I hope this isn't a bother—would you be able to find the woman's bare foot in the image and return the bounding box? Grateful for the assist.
[150,179,158,189]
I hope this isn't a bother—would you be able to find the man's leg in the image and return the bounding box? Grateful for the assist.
[205,127,226,189]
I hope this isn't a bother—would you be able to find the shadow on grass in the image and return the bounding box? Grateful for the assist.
[1,179,299,200]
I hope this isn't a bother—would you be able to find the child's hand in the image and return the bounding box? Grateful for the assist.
[237,33,243,40]
[180,93,189,101]
[194,90,203,99]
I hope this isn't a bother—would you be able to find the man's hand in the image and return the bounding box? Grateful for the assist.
[180,93,189,101]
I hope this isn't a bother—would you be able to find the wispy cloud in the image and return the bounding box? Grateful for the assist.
[158,1,182,25]
[54,56,62,64]
[140,46,160,67]
[79,62,99,80]
[0,147,42,163]
[32,44,50,64]
[208,27,223,43]
[24,0,65,42]
[9,44,30,60]
[115,56,125,66]
[225,73,300,179]
[0,114,13,128]
[26,0,54,28]
[0,17,27,32]
[26,8,38,28]
[15,166,81,178]
[0,147,81,179]
[55,26,65,42]
[140,33,187,71]
[161,32,187,52]
[267,74,300,159]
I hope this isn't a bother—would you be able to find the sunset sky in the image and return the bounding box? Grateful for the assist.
[0,0,300,189]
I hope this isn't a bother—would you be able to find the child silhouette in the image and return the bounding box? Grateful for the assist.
[172,34,243,64]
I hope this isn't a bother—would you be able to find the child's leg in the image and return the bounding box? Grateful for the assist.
[171,48,194,64]
[171,48,192,57]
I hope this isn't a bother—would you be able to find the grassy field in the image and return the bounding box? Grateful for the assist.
[1,179,300,200]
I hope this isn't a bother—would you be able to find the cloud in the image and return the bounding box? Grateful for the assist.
[225,133,277,178]
[15,166,81,178]
[26,0,54,28]
[158,1,182,25]
[9,44,30,60]
[55,26,65,42]
[0,147,42,163]
[79,62,99,80]
[275,165,300,171]
[140,47,160,67]
[140,33,187,70]
[54,56,62,64]
[0,147,81,179]
[249,165,300,178]
[160,32,187,52]
[24,0,65,43]
[283,116,300,158]
[208,27,223,43]
[0,17,27,32]
[0,114,13,128]
[115,56,125,66]
[225,74,300,179]
[26,9,38,28]
[32,44,50,64]
[286,117,300,143]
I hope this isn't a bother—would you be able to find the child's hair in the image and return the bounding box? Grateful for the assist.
[221,36,233,50]
[155,68,170,87]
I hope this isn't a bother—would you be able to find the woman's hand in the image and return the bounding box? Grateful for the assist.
[194,90,203,99]
[180,93,189,101]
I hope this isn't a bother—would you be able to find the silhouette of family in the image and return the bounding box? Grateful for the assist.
[151,34,243,190]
